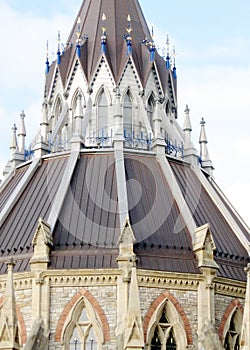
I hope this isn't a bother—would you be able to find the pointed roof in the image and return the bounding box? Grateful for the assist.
[46,0,168,91]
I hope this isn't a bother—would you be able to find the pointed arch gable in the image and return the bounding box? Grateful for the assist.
[0,296,27,345]
[117,56,143,91]
[55,288,110,343]
[88,55,116,91]
[218,298,244,341]
[143,290,193,346]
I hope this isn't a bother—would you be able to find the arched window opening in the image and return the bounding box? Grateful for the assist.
[147,94,155,129]
[224,310,241,350]
[150,305,177,350]
[54,97,63,123]
[123,91,133,137]
[98,91,108,137]
[165,100,170,116]
[64,301,100,350]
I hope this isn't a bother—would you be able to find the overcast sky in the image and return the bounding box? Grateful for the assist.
[0,0,249,227]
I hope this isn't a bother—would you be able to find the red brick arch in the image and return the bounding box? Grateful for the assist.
[143,290,193,345]
[0,296,27,344]
[218,298,244,340]
[55,289,110,343]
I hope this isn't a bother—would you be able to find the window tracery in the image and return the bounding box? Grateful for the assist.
[150,305,177,350]
[224,309,242,350]
[63,300,101,350]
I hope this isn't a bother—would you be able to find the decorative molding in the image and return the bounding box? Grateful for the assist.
[215,280,246,298]
[138,271,201,290]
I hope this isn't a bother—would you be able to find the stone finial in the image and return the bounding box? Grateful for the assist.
[182,105,198,164]
[18,111,26,153]
[0,259,20,350]
[40,99,49,143]
[199,118,214,176]
[183,105,192,134]
[10,124,18,157]
[193,223,218,270]
[29,218,53,271]
[118,216,136,246]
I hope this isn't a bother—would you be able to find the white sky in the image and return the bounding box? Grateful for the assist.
[0,0,249,227]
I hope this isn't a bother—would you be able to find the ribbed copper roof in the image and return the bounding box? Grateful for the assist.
[0,152,248,280]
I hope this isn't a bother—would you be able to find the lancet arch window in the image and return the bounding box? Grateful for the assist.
[97,90,108,137]
[150,304,177,350]
[223,309,242,350]
[123,90,133,137]
[62,298,103,350]
[53,96,63,126]
[146,296,189,350]
[165,100,170,116]
[147,93,156,130]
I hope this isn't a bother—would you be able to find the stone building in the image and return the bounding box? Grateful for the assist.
[0,0,249,349]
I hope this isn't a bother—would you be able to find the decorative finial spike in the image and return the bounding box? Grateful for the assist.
[101,14,107,55]
[166,34,170,69]
[76,17,82,58]
[124,14,133,56]
[45,40,50,74]
[57,30,61,65]
[151,26,154,40]
[172,45,177,79]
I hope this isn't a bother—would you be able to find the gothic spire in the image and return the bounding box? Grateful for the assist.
[10,124,18,157]
[199,118,214,175]
[18,110,26,153]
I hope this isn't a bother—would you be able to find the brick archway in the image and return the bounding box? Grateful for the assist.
[0,296,27,345]
[218,298,244,340]
[55,288,110,343]
[143,290,193,345]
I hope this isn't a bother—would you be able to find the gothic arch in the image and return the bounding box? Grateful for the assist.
[143,290,193,348]
[0,296,27,345]
[53,94,63,120]
[146,92,156,129]
[55,289,110,345]
[94,85,112,107]
[121,87,137,106]
[219,299,244,343]
[71,88,86,112]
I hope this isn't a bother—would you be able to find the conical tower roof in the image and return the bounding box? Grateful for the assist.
[45,0,169,91]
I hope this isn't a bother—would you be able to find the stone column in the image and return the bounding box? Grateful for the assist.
[193,224,223,349]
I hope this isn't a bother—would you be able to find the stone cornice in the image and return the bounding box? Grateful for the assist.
[0,269,246,298]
